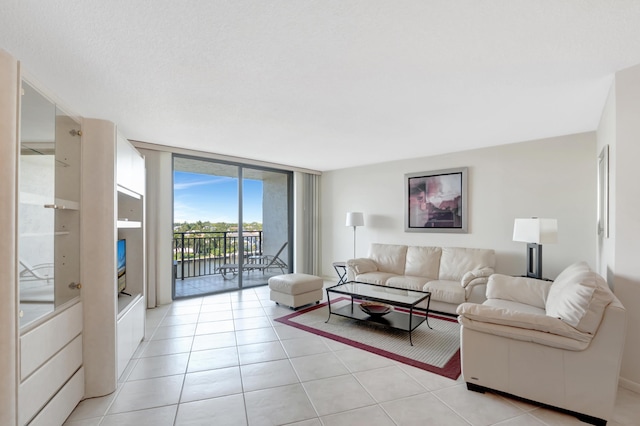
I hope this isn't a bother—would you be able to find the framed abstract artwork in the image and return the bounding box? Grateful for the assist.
[405,167,468,233]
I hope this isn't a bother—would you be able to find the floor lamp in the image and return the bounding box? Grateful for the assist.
[345,212,364,259]
[513,218,558,279]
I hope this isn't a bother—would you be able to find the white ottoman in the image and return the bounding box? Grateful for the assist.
[268,273,324,309]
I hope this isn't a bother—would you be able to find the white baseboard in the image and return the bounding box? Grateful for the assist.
[619,377,640,393]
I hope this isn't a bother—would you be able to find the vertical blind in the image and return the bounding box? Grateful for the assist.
[299,172,319,275]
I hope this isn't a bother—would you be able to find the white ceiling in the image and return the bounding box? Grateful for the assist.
[3,1,640,171]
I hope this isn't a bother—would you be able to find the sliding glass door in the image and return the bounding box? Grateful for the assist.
[172,155,292,298]
[242,168,290,287]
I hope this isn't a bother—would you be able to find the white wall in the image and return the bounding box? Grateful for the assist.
[262,173,289,266]
[596,83,616,284]
[320,133,596,280]
[604,63,640,391]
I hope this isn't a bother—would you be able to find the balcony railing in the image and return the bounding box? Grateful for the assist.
[173,231,263,279]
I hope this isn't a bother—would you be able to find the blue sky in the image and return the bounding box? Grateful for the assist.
[173,171,263,223]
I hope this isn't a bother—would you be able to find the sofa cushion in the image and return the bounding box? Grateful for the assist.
[487,274,551,309]
[354,271,396,286]
[439,247,496,281]
[545,262,614,334]
[386,275,429,291]
[404,246,441,279]
[268,273,323,295]
[423,280,466,304]
[484,298,546,316]
[369,243,407,275]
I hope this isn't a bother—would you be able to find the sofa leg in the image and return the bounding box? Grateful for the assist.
[465,383,606,425]
[574,413,606,426]
[466,382,486,393]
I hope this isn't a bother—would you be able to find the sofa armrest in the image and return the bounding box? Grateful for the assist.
[346,258,378,281]
[457,302,593,345]
[461,267,494,288]
[458,314,589,351]
[486,274,551,309]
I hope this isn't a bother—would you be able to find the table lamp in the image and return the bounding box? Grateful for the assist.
[513,217,557,279]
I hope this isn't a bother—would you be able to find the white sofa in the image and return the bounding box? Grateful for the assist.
[346,243,496,314]
[457,262,627,426]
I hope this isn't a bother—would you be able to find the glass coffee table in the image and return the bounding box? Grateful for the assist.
[325,281,432,345]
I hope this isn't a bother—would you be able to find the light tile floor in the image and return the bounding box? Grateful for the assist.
[65,283,640,426]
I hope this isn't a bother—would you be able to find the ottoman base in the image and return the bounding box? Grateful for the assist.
[268,273,324,309]
[270,289,323,310]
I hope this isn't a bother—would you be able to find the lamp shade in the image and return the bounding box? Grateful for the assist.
[345,212,364,227]
[513,218,558,244]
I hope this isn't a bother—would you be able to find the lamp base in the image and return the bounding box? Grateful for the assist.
[525,243,543,279]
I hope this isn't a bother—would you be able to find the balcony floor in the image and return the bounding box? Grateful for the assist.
[174,270,282,299]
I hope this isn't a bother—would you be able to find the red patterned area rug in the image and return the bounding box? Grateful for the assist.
[274,297,461,380]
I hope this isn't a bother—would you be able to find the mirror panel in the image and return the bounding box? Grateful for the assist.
[19,81,81,328]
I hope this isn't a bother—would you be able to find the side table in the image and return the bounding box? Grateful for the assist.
[332,261,347,284]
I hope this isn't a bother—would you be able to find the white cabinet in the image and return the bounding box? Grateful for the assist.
[117,134,145,196]
[18,305,83,425]
[1,48,85,425]
[116,295,145,378]
[82,119,146,397]
[0,48,19,426]
[19,81,83,326]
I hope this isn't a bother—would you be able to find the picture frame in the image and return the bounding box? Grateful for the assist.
[405,167,468,233]
[597,145,609,238]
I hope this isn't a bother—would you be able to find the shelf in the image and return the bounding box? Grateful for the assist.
[117,220,141,229]
[20,193,80,210]
[117,185,141,200]
[44,202,80,211]
[330,303,427,332]
[117,291,142,318]
[21,231,70,237]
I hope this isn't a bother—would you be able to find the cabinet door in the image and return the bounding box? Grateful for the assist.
[19,81,82,328]
[117,134,145,195]
[53,110,82,305]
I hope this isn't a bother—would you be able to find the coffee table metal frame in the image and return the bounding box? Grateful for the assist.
[325,281,432,345]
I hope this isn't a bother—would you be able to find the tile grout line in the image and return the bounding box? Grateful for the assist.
[170,296,205,426]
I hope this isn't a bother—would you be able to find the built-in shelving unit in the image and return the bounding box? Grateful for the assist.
[1,49,146,424]
[1,50,86,425]
[82,119,146,397]
[115,157,146,380]
[17,85,83,326]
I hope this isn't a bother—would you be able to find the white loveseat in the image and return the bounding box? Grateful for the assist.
[346,243,496,314]
[457,262,626,426]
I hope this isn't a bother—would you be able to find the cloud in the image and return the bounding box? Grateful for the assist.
[174,176,231,190]
[173,200,239,223]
